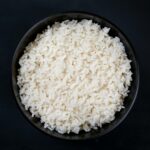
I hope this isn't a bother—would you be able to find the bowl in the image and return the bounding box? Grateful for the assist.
[12,12,139,140]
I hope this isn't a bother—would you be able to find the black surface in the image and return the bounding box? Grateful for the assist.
[0,0,149,149]
[12,12,139,140]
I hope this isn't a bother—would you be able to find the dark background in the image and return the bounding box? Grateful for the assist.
[0,0,149,149]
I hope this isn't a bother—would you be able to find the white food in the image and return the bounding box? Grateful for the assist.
[17,20,132,134]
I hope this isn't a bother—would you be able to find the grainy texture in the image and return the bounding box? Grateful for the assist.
[17,20,132,134]
[0,0,149,149]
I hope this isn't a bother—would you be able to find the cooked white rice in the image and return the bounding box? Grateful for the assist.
[17,20,132,134]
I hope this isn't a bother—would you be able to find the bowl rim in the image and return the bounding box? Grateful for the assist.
[11,11,140,140]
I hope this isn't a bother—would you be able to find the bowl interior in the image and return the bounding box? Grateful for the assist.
[12,12,139,140]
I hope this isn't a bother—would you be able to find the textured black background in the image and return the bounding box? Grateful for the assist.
[0,0,149,149]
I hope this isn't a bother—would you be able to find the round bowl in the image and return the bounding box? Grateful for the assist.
[12,12,139,140]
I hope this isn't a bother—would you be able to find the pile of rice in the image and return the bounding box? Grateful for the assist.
[17,20,132,134]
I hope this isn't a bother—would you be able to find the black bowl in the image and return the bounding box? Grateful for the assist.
[12,12,139,140]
